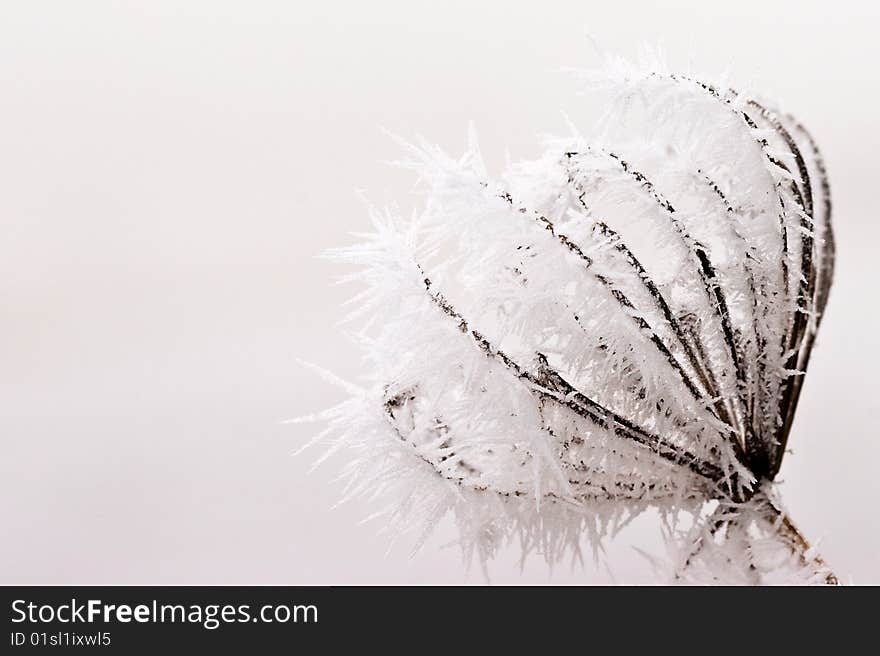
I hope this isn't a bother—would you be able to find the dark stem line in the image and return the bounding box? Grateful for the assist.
[496,185,753,480]
[562,167,730,416]
[591,219,722,401]
[769,118,835,479]
[385,392,681,501]
[790,118,834,324]
[646,73,824,475]
[495,189,711,409]
[740,100,819,476]
[417,269,728,485]
[697,173,767,468]
[566,149,755,471]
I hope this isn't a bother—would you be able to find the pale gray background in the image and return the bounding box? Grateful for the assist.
[2,1,877,584]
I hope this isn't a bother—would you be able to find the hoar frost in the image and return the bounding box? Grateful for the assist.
[301,56,838,584]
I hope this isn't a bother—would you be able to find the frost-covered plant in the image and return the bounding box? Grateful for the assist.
[302,56,837,584]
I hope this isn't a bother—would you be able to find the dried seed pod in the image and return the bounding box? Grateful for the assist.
[306,60,836,583]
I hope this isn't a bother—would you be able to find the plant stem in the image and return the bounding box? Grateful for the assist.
[765,501,839,585]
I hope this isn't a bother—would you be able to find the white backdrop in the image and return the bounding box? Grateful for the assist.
[2,0,877,583]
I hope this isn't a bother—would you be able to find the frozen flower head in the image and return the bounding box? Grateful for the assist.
[304,56,837,584]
